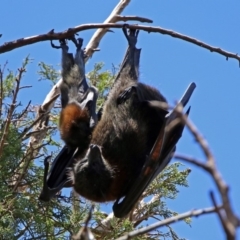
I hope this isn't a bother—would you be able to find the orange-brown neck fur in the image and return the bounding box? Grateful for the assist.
[59,103,91,149]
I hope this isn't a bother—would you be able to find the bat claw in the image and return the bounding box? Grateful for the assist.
[68,36,83,50]
[122,25,139,48]
[50,39,68,50]
[77,38,84,49]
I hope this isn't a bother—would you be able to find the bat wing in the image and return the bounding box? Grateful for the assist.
[39,146,76,201]
[113,82,196,218]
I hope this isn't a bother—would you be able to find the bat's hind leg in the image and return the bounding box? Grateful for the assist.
[122,25,139,48]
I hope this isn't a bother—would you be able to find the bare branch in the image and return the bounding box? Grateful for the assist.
[132,195,160,228]
[16,100,31,124]
[210,191,231,239]
[94,212,114,233]
[72,205,95,240]
[0,24,239,64]
[0,67,25,158]
[177,109,215,164]
[19,85,32,90]
[116,206,221,240]
[19,110,50,140]
[12,139,52,191]
[174,106,240,240]
[0,66,4,118]
[115,15,153,23]
[174,154,210,172]
[84,0,130,60]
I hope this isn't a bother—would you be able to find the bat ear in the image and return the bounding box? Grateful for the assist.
[178,82,196,107]
[39,147,77,201]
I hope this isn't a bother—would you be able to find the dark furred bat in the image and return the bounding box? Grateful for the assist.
[39,38,98,201]
[71,27,196,218]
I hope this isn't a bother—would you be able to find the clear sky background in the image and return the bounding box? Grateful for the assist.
[1,1,240,239]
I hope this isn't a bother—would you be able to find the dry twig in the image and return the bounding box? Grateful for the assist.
[0,67,25,158]
[116,206,221,240]
[115,15,153,23]
[72,205,95,240]
[174,105,240,240]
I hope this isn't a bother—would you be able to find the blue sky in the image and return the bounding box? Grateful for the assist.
[1,1,240,239]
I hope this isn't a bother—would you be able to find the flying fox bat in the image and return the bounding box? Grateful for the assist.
[71,27,196,218]
[39,37,98,201]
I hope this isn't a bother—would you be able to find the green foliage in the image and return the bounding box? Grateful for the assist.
[38,62,60,84]
[87,62,115,109]
[0,60,191,239]
[2,70,15,98]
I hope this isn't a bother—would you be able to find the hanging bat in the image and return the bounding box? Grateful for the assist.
[70,26,196,218]
[39,32,134,201]
[39,37,98,201]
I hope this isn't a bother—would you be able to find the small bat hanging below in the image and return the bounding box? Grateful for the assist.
[39,37,99,201]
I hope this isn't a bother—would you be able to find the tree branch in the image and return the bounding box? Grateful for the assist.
[116,206,221,240]
[174,154,210,172]
[115,15,153,23]
[0,65,5,118]
[72,205,95,240]
[0,67,25,158]
[174,105,240,240]
[0,24,239,64]
[84,0,131,61]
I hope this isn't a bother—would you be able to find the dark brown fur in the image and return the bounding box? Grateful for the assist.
[72,30,167,202]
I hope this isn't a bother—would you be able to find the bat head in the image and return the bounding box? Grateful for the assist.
[71,144,114,202]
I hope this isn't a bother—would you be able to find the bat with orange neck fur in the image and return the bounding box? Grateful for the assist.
[39,37,98,201]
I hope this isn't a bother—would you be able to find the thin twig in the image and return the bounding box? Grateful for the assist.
[17,100,31,121]
[115,15,153,23]
[19,111,49,139]
[0,68,25,158]
[174,154,210,172]
[0,69,3,118]
[72,205,95,240]
[19,85,32,90]
[116,206,221,240]
[210,191,230,238]
[174,106,240,240]
[12,140,51,191]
